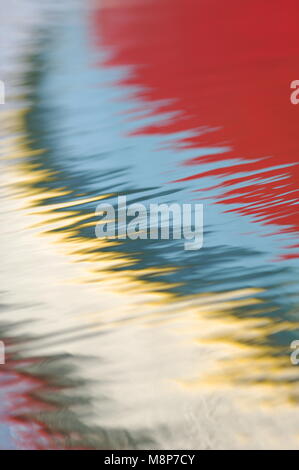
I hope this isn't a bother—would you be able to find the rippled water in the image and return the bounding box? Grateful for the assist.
[1,0,299,449]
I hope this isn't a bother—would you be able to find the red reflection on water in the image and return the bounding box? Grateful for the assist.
[92,0,299,254]
[0,353,85,450]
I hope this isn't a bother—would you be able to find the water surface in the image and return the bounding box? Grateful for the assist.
[1,0,299,449]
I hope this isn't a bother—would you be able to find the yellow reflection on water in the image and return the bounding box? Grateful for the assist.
[2,107,299,448]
